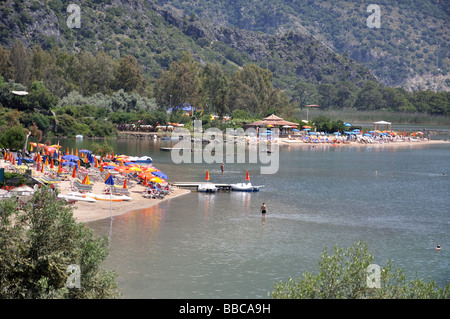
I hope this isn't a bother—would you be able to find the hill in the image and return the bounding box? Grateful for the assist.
[157,0,450,92]
[0,0,376,91]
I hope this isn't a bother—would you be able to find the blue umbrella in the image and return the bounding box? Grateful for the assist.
[152,171,168,179]
[105,174,115,219]
[103,166,116,169]
[344,122,352,127]
[292,129,300,132]
[333,132,341,135]
[62,155,79,161]
[17,157,22,165]
[62,161,78,168]
[105,174,115,186]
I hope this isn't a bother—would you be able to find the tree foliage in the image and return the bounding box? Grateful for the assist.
[0,187,120,299]
[272,241,449,299]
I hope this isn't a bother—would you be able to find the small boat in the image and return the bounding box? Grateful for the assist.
[130,156,153,164]
[68,192,133,202]
[230,182,262,192]
[230,170,263,192]
[57,194,97,202]
[197,183,218,193]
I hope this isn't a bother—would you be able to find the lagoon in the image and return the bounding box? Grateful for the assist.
[63,136,450,298]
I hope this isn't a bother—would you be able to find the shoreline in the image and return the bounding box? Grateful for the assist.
[278,138,450,148]
[2,137,448,223]
[70,185,191,223]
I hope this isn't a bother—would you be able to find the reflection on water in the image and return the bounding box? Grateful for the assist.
[84,141,450,298]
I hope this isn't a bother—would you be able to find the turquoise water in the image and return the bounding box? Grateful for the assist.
[64,138,449,298]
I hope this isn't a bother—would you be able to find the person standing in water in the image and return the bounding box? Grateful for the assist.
[221,163,224,175]
[261,203,267,216]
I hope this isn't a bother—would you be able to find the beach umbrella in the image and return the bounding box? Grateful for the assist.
[152,171,168,179]
[150,177,163,184]
[58,163,62,174]
[123,179,128,189]
[292,129,300,132]
[143,176,148,186]
[103,165,117,170]
[50,159,54,169]
[344,122,352,127]
[333,132,341,136]
[104,174,115,219]
[62,155,79,162]
[205,170,210,181]
[302,125,312,129]
[72,166,77,178]
[245,170,250,181]
[82,174,90,185]
[62,161,77,168]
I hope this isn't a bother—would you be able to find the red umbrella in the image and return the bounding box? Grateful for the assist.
[245,170,250,181]
[205,170,210,181]
[123,179,128,189]
[72,166,77,178]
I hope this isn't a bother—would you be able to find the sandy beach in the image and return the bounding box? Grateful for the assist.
[2,137,448,224]
[279,137,450,148]
[0,157,191,223]
[63,181,191,223]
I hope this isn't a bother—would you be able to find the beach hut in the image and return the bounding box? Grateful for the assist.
[373,121,392,132]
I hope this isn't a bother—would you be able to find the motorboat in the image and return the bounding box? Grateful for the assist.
[197,183,218,193]
[230,182,262,192]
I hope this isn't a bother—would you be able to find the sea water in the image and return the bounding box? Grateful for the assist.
[81,139,450,298]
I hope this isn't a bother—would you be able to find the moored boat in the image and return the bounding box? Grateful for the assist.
[68,192,133,201]
[230,182,262,192]
[197,182,218,193]
[57,194,97,202]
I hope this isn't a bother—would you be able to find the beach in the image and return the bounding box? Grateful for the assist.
[63,181,191,223]
[2,136,448,224]
[279,137,450,148]
[0,157,191,224]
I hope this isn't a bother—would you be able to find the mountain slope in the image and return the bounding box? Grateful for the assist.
[0,0,375,91]
[157,0,450,91]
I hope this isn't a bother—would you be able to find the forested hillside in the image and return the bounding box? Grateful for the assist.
[158,0,450,91]
[0,0,448,145]
[0,0,375,91]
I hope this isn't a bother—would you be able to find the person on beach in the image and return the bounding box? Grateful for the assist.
[261,203,267,216]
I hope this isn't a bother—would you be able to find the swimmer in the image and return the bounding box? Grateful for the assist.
[436,244,441,251]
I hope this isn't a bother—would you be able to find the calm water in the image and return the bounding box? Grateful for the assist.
[62,137,450,298]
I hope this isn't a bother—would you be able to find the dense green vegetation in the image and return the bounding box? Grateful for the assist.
[272,241,449,299]
[0,186,120,298]
[0,42,449,147]
[0,1,448,145]
[159,0,450,90]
